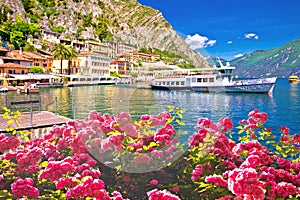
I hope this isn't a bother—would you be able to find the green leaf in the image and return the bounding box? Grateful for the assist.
[115,165,121,171]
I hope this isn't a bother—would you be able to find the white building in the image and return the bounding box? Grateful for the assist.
[77,51,111,76]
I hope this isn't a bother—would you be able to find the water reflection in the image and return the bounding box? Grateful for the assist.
[1,79,299,135]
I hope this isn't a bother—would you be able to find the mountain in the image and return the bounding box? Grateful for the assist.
[0,0,209,68]
[230,38,300,78]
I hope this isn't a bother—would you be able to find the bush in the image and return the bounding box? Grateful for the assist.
[1,107,300,199]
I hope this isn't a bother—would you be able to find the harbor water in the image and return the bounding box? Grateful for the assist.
[1,78,299,142]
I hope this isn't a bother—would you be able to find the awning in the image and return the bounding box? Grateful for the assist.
[8,74,32,80]
[8,74,60,80]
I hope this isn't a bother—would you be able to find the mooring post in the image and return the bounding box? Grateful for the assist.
[73,98,76,120]
[30,102,33,126]
[38,96,41,112]
[5,96,7,108]
[55,97,58,115]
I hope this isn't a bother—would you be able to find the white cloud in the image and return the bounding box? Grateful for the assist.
[185,34,216,49]
[244,33,259,40]
[227,41,233,44]
[234,53,244,58]
[206,40,217,47]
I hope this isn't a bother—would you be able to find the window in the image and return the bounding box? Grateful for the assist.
[209,78,214,82]
[197,78,202,82]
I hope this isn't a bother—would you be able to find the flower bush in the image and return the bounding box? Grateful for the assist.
[1,107,300,199]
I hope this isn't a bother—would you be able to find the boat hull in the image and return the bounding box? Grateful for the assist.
[289,75,299,83]
[192,83,275,93]
[150,85,191,91]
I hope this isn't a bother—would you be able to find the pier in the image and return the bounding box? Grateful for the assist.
[0,98,71,138]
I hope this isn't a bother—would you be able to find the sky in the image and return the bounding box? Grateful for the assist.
[137,0,300,61]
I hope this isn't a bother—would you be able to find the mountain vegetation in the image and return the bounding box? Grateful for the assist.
[231,38,300,78]
[0,0,209,68]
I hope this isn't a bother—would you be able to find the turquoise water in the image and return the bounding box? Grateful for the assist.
[1,78,299,138]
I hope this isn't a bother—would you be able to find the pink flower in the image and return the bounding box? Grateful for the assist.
[205,175,228,187]
[149,179,159,186]
[240,155,260,169]
[191,165,203,181]
[228,168,265,198]
[11,178,39,199]
[197,118,212,127]
[141,115,151,121]
[218,118,233,132]
[172,186,179,193]
[134,154,151,164]
[276,182,297,198]
[279,126,289,135]
[277,158,291,170]
[147,189,180,200]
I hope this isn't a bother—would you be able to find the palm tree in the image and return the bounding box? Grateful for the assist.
[51,43,77,74]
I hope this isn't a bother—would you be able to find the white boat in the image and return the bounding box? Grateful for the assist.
[150,60,277,94]
[99,76,117,85]
[0,87,8,93]
[65,75,117,87]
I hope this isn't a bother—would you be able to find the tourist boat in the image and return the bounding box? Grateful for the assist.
[150,60,277,94]
[288,75,299,83]
[65,75,117,87]
[0,87,8,93]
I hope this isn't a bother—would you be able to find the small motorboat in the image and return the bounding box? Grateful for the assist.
[289,75,299,83]
[0,87,8,93]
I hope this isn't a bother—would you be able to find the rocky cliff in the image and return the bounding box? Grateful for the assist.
[0,0,209,67]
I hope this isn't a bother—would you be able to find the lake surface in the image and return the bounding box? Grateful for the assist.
[1,78,299,141]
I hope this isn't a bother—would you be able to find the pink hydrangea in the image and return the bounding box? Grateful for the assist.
[205,175,228,187]
[147,189,180,200]
[11,178,39,199]
[228,168,265,199]
[191,165,203,181]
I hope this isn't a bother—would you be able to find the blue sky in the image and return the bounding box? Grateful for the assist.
[137,0,300,61]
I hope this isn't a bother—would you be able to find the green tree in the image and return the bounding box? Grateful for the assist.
[23,43,37,52]
[9,31,25,49]
[50,43,77,74]
[29,66,45,73]
[95,22,110,41]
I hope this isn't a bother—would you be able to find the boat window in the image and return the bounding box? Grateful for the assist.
[209,78,214,82]
[197,78,202,82]
[181,81,185,85]
[192,78,196,83]
[176,82,180,85]
[162,81,165,85]
[203,78,208,82]
[171,82,175,85]
[167,82,170,85]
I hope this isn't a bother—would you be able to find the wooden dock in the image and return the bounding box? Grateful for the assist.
[0,111,71,135]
